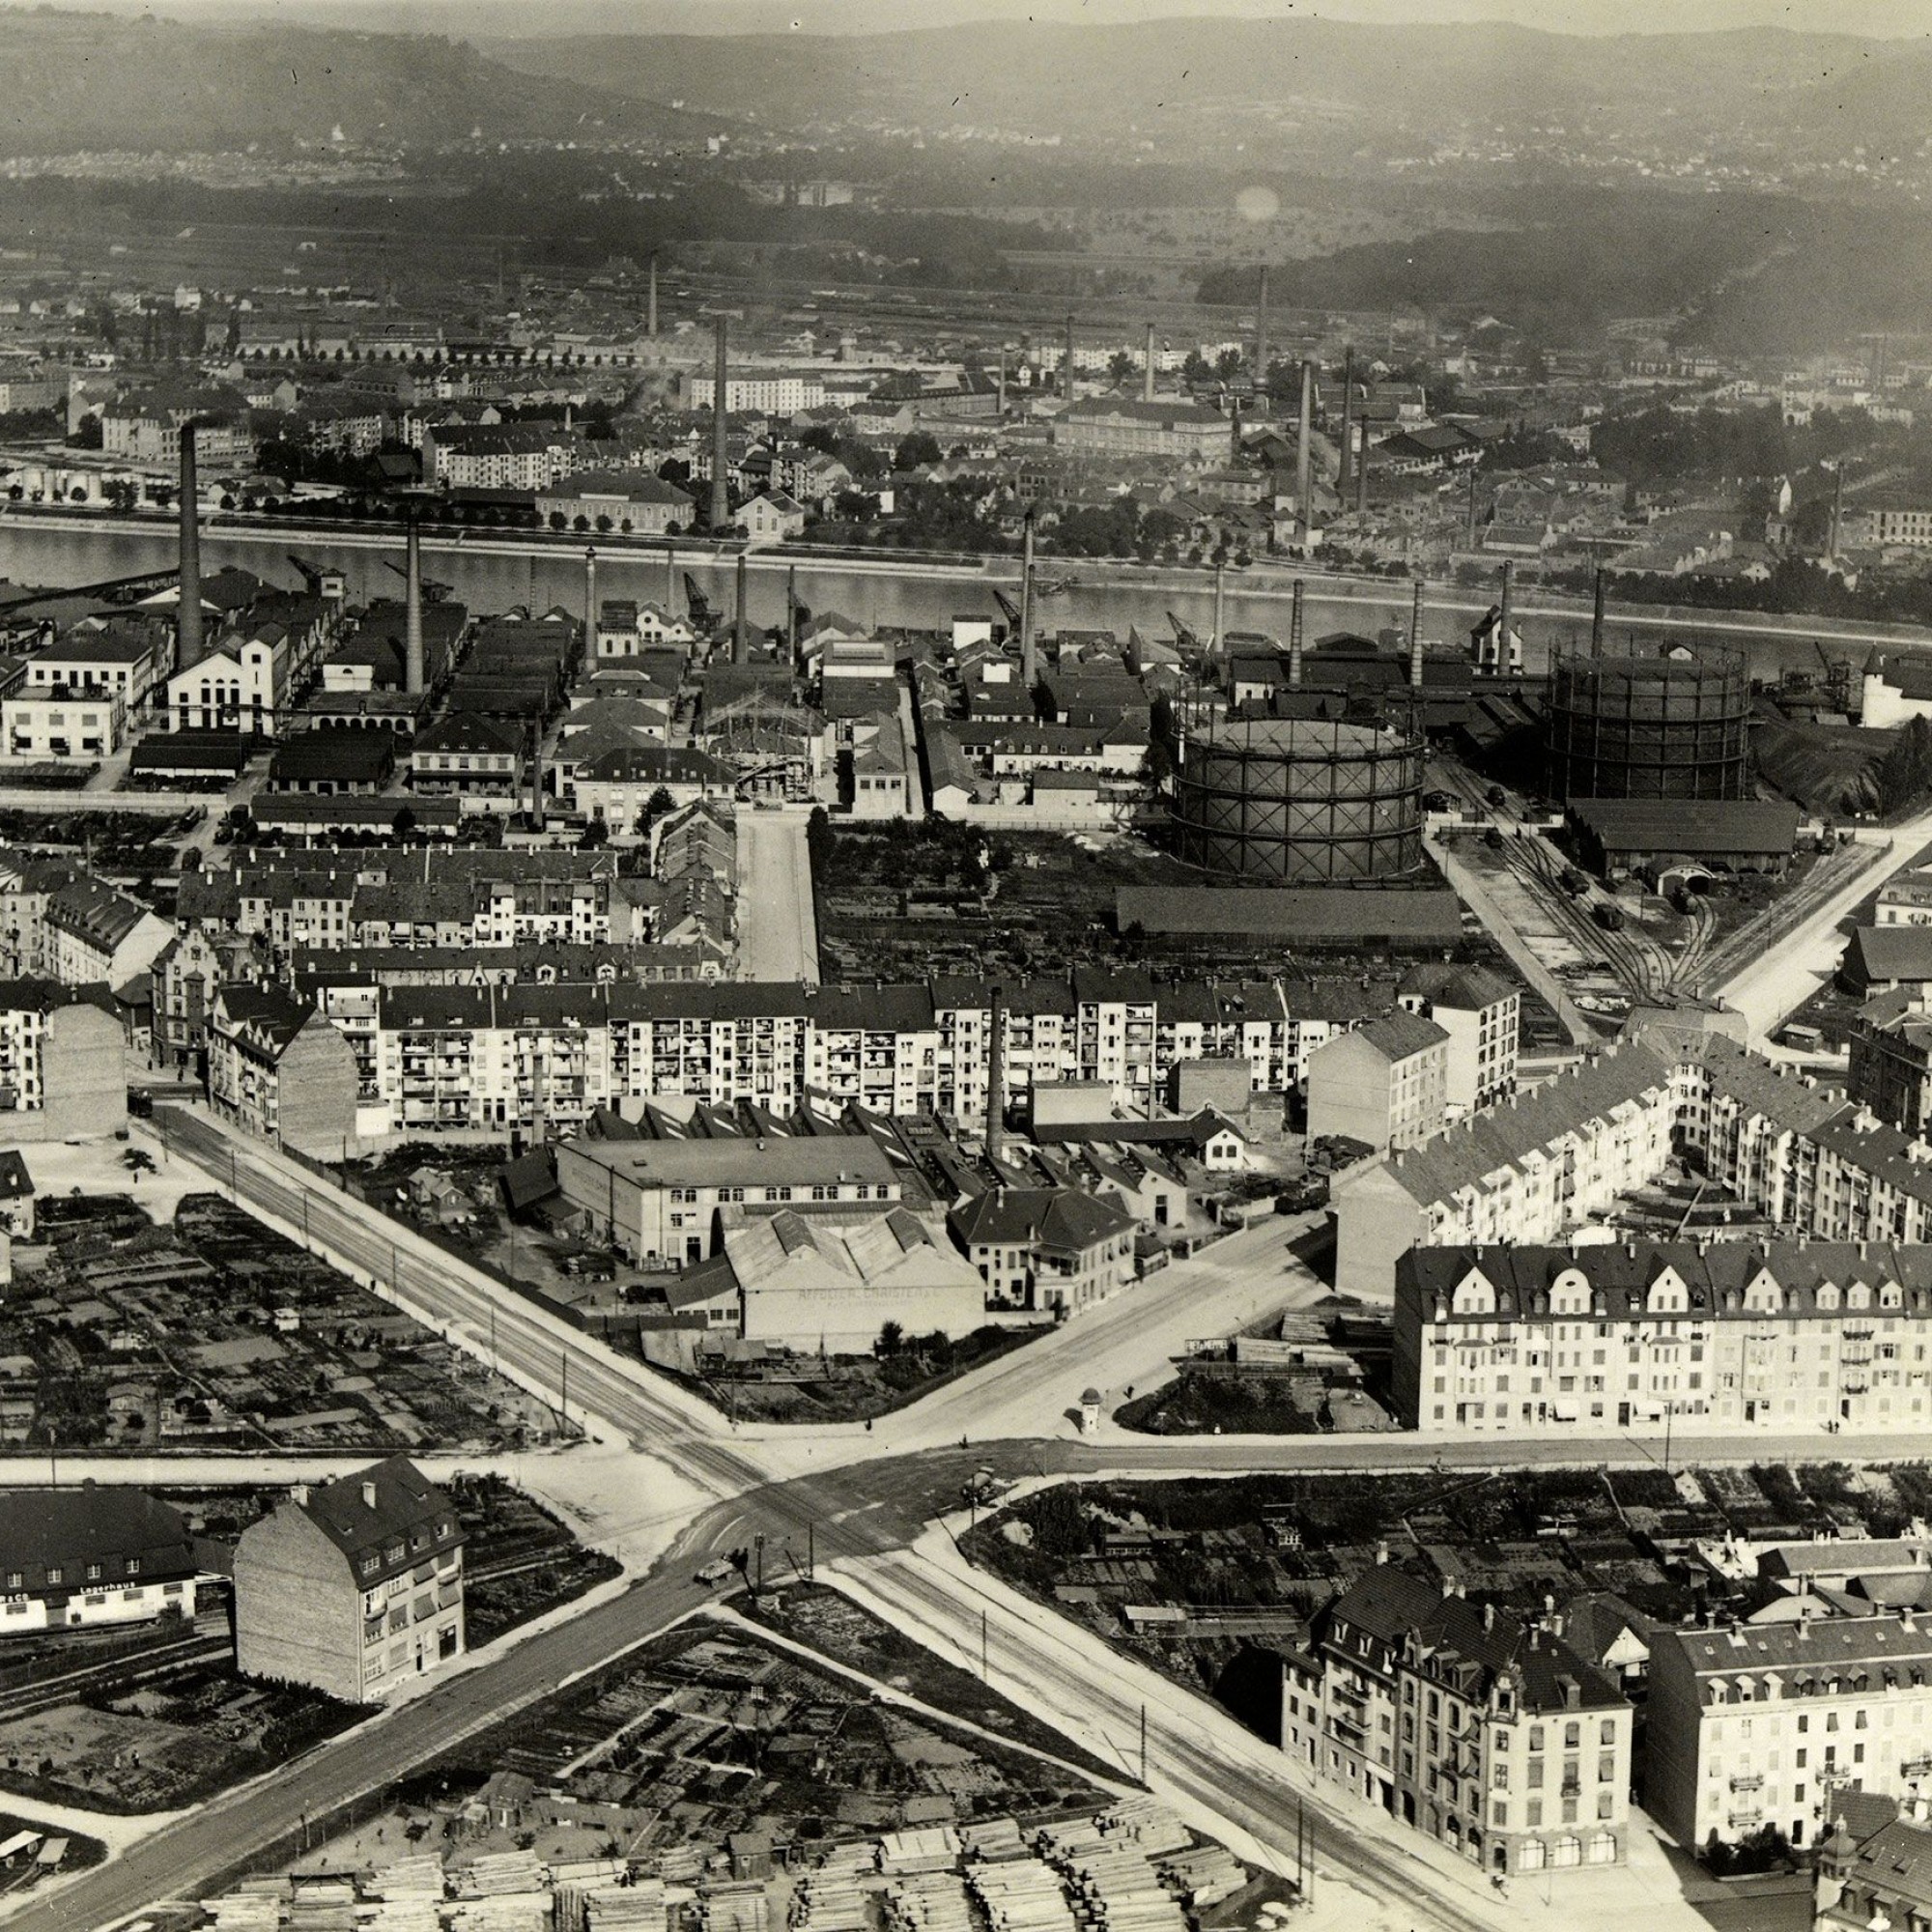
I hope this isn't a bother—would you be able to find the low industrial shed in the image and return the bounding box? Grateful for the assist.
[1114,886,1463,951]
[1566,798,1801,879]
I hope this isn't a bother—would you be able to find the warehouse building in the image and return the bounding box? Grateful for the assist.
[1565,799,1801,882]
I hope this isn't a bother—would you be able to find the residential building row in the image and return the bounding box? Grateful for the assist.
[1395,1238,1932,1437]
[200,966,1514,1143]
[1331,1027,1930,1299]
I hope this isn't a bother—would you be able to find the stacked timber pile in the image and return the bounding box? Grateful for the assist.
[968,1855,1078,1932]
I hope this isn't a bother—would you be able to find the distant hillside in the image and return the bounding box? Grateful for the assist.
[484,17,1932,169]
[0,10,713,153]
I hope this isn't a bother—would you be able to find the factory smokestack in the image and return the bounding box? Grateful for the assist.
[1592,567,1606,656]
[1230,397,1242,467]
[404,519,425,696]
[1498,559,1516,673]
[582,545,597,658]
[176,424,203,671]
[1338,348,1354,497]
[1409,578,1426,691]
[709,314,730,533]
[1144,323,1155,405]
[733,551,749,665]
[985,982,1005,1167]
[1255,266,1269,406]
[997,346,1007,418]
[1064,314,1076,402]
[1355,423,1369,516]
[1289,580,1304,689]
[1464,466,1479,551]
[1019,510,1037,689]
[529,708,546,833]
[1212,559,1227,661]
[1830,464,1845,556]
[647,254,659,339]
[1296,359,1314,548]
[786,563,799,662]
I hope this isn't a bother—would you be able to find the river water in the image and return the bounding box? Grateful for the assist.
[0,517,1911,685]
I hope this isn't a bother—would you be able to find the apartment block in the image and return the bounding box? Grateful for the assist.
[1647,1611,1932,1852]
[1283,1564,1632,1879]
[1307,1011,1450,1153]
[1395,1240,1932,1437]
[233,1458,464,1704]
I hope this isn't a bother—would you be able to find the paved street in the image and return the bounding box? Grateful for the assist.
[735,810,820,985]
[41,1103,1927,1931]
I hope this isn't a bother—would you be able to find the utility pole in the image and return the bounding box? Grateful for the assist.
[980,1607,989,1682]
[754,1531,766,1594]
[560,1343,569,1428]
[807,1520,814,1583]
[1139,1702,1147,1783]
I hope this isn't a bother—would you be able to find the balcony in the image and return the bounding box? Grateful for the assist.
[1727,1809,1763,1832]
[1729,1774,1763,1794]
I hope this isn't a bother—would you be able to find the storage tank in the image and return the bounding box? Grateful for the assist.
[1544,646,1750,802]
[1170,712,1426,883]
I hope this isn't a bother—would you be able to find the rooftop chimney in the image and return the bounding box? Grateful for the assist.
[1255,264,1269,403]
[1296,359,1314,548]
[177,423,203,670]
[361,1481,378,1510]
[734,551,749,665]
[1337,347,1354,497]
[1592,566,1606,656]
[1289,579,1305,689]
[404,519,425,696]
[1409,578,1426,691]
[709,314,731,532]
[1143,323,1156,405]
[647,251,659,339]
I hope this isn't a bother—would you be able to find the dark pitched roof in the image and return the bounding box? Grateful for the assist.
[0,1489,194,1594]
[286,1456,461,1585]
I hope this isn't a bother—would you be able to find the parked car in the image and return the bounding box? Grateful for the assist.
[695,1558,734,1584]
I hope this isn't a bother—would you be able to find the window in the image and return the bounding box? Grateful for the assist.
[85,1564,100,1582]
[1599,1718,1615,1745]
[126,1557,140,1576]
[45,1568,61,1585]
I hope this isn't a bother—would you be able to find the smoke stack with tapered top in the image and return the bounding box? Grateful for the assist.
[1592,567,1606,655]
[709,315,730,532]
[176,424,203,670]
[1338,347,1354,496]
[985,982,1005,1168]
[1064,314,1076,401]
[1409,578,1426,691]
[647,253,659,339]
[1211,559,1227,661]
[404,520,425,696]
[1498,559,1516,672]
[1255,265,1269,404]
[1289,579,1304,689]
[1143,323,1155,405]
[733,551,749,665]
[1296,359,1314,547]
[583,546,597,652]
[786,563,799,662]
[1019,511,1037,689]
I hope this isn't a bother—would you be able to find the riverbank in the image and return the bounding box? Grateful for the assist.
[4,510,1928,680]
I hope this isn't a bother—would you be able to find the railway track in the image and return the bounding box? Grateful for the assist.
[0,1623,232,1722]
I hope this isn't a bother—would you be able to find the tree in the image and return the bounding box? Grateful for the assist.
[894,431,943,470]
[634,784,677,841]
[1108,350,1137,386]
[876,1320,904,1357]
[581,815,611,848]
[391,806,417,839]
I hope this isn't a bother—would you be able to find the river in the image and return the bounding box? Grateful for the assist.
[3,515,1925,685]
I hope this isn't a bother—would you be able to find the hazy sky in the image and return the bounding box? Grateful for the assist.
[7,0,1930,30]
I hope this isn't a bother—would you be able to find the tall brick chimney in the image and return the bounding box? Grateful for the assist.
[709,314,730,532]
[176,424,203,670]
[404,520,425,696]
